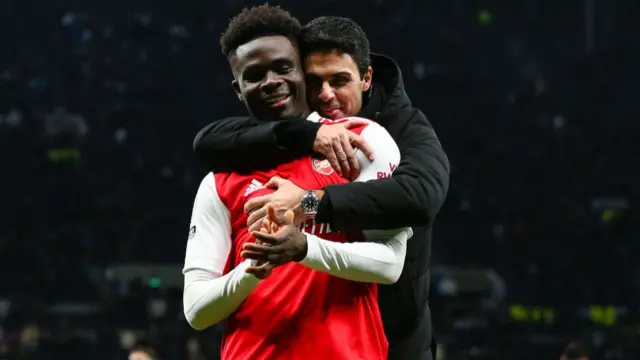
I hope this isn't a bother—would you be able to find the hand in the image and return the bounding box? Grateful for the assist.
[241,204,308,267]
[313,119,376,180]
[244,211,280,279]
[244,177,307,232]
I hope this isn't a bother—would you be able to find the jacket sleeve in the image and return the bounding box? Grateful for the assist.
[193,116,321,172]
[315,109,450,231]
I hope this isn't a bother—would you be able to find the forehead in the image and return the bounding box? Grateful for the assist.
[232,35,299,71]
[304,50,359,77]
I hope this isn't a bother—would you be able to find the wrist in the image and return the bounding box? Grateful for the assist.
[298,189,325,222]
[300,190,320,219]
[311,124,327,153]
[310,190,325,220]
[314,188,331,224]
[293,232,308,262]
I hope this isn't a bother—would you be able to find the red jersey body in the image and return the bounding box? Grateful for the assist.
[182,117,403,360]
[215,121,386,360]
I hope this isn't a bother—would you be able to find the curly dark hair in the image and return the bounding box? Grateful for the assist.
[220,4,302,58]
[300,16,371,78]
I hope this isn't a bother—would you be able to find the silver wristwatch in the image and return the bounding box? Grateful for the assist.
[301,190,320,218]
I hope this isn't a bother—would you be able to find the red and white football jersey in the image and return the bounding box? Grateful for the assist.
[184,116,405,360]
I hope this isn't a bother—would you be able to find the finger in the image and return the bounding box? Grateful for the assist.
[349,133,375,161]
[265,176,284,189]
[266,203,286,226]
[241,249,284,264]
[251,231,281,245]
[246,266,264,276]
[247,207,268,227]
[241,250,269,262]
[342,118,371,129]
[243,242,282,253]
[244,195,270,214]
[321,144,342,176]
[258,219,271,234]
[248,218,264,233]
[266,203,276,220]
[262,218,271,232]
[332,139,350,179]
[246,263,273,277]
[271,205,294,226]
[247,267,272,278]
[248,262,272,272]
[246,269,272,280]
[242,243,283,260]
[283,210,295,224]
[340,133,359,180]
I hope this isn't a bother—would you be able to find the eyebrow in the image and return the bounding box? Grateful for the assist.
[306,71,353,79]
[246,56,293,68]
[331,71,352,78]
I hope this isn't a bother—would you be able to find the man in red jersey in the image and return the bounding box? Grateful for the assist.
[182,5,412,360]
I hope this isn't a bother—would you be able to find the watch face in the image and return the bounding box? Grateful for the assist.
[302,197,312,210]
[302,194,317,212]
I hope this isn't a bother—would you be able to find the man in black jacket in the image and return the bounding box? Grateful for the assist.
[194,16,450,360]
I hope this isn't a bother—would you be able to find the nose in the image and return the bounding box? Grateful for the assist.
[318,82,335,103]
[261,71,283,91]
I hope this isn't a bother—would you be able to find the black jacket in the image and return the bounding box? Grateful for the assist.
[193,53,450,352]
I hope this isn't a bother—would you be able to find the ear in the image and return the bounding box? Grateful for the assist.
[231,80,243,101]
[362,66,373,92]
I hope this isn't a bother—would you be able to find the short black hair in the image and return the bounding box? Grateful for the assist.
[220,4,302,58]
[301,16,371,77]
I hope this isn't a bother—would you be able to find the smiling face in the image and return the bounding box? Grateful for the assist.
[230,35,308,121]
[304,50,372,119]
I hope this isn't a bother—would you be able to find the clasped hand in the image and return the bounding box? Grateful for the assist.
[241,204,308,279]
[244,176,306,232]
[313,118,376,180]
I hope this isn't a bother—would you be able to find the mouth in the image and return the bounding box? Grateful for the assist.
[321,106,342,119]
[264,94,291,108]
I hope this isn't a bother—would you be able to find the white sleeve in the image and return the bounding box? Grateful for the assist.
[182,173,261,330]
[299,121,413,284]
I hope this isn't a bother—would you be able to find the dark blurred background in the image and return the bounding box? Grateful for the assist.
[0,0,638,359]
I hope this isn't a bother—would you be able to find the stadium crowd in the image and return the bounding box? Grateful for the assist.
[0,0,637,359]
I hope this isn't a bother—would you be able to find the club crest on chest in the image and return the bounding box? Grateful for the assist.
[311,158,334,176]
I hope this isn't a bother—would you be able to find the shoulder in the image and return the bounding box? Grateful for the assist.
[321,116,397,157]
[193,173,224,209]
[196,172,217,194]
[350,119,400,182]
[384,108,434,137]
[318,115,378,134]
[194,172,244,214]
[343,117,395,149]
[349,117,385,137]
